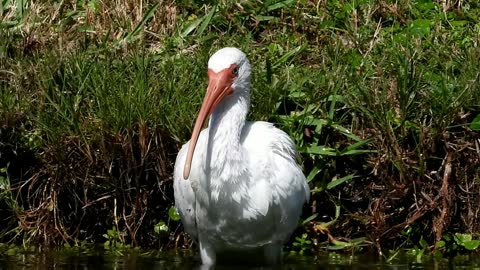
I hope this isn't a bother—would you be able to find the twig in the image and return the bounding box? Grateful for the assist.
[81,194,112,209]
[434,152,452,242]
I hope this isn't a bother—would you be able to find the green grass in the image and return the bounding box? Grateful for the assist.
[1,0,480,255]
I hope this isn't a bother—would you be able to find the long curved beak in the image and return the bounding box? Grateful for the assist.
[183,67,236,179]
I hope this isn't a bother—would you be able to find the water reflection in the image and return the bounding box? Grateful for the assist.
[1,249,479,269]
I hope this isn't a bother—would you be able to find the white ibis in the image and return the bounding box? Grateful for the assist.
[173,47,310,266]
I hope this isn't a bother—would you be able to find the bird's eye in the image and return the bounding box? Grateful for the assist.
[232,67,239,75]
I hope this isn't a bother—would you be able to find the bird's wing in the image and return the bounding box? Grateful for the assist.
[173,141,198,241]
[242,121,310,242]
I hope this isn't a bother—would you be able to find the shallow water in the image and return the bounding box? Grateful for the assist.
[1,249,480,269]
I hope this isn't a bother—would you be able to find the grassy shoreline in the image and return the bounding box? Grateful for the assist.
[1,0,480,256]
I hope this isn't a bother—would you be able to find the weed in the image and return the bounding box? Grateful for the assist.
[291,233,313,255]
[103,227,131,253]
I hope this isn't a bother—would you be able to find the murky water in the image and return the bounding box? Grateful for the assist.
[1,249,480,269]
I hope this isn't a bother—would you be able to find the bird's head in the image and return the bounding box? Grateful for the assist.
[207,47,251,96]
[183,47,251,180]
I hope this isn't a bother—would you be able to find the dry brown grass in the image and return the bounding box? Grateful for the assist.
[1,0,179,54]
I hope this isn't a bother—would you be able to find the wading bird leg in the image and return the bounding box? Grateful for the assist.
[199,238,216,266]
[264,242,282,266]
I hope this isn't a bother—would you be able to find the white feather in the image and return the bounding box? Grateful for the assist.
[173,48,310,266]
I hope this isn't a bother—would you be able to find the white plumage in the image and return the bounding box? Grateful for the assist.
[173,47,310,266]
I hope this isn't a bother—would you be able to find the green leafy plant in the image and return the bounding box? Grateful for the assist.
[153,222,169,236]
[0,167,20,217]
[470,114,480,130]
[433,233,479,255]
[154,206,181,238]
[328,237,367,252]
[291,233,313,255]
[277,90,373,193]
[168,206,181,221]
[406,238,429,263]
[103,227,130,252]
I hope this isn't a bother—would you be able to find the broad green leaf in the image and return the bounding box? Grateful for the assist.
[436,240,445,248]
[154,221,169,234]
[409,19,433,36]
[419,239,428,248]
[463,240,480,250]
[443,234,451,242]
[168,206,181,221]
[454,233,472,245]
[470,114,480,130]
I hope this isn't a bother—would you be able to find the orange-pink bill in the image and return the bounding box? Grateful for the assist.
[183,64,238,179]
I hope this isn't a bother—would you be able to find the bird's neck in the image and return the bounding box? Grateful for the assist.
[208,91,249,149]
[207,91,250,181]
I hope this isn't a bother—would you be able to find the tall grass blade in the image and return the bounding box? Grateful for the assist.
[15,0,24,19]
[302,145,336,156]
[273,45,305,69]
[301,213,318,225]
[180,17,203,38]
[306,165,321,183]
[266,57,272,84]
[267,0,296,12]
[1,0,11,15]
[339,139,375,156]
[256,15,275,21]
[327,174,355,190]
[330,123,362,141]
[196,6,215,36]
[124,3,160,41]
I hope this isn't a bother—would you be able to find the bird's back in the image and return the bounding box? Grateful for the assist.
[240,121,310,242]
